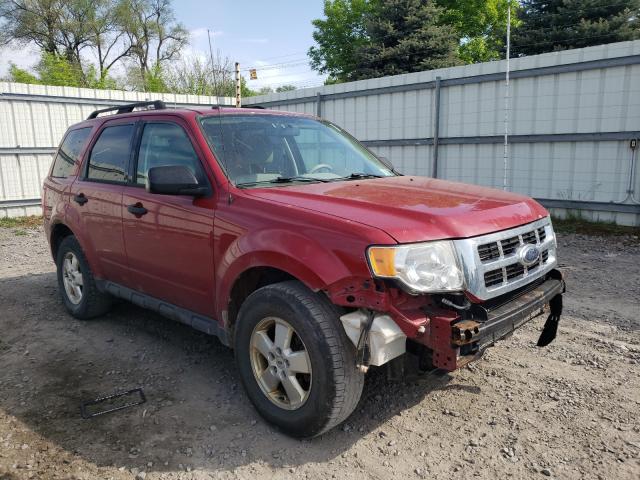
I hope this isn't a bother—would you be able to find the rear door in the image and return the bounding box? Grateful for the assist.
[43,127,93,223]
[69,120,136,285]
[121,118,216,317]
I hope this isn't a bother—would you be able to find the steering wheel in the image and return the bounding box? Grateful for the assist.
[309,163,334,174]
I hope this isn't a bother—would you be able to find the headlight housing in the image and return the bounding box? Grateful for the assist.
[367,241,465,293]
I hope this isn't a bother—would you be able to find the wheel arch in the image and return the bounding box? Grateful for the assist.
[220,254,336,340]
[49,222,75,260]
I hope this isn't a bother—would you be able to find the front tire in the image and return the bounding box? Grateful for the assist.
[234,281,364,438]
[56,235,112,319]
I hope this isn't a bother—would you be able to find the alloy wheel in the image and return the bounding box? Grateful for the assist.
[62,252,83,305]
[249,316,312,410]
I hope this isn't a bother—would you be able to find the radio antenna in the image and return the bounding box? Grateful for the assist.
[502,1,511,191]
[208,28,232,203]
[207,29,221,102]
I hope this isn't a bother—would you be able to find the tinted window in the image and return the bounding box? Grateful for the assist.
[51,127,92,178]
[136,123,203,186]
[87,124,134,183]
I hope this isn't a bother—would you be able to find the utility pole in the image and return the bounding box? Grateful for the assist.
[235,62,241,108]
[503,1,511,191]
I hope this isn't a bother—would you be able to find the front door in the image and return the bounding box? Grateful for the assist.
[121,119,216,317]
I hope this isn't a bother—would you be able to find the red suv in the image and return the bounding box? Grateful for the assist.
[43,101,564,437]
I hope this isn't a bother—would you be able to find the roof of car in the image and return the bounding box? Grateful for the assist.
[72,103,312,128]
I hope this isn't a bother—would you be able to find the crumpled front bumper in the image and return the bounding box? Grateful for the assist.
[467,275,564,351]
[419,270,565,371]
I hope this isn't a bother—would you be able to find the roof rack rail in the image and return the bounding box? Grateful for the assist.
[87,100,166,119]
[209,104,262,110]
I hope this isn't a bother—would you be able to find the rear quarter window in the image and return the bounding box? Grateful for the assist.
[51,127,92,178]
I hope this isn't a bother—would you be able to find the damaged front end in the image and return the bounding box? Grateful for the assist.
[326,217,566,374]
[329,270,565,374]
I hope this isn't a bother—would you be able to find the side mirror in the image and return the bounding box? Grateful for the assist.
[146,165,209,197]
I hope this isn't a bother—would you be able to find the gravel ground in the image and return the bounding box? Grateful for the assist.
[0,226,638,480]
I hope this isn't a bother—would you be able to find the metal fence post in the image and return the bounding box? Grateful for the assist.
[316,92,322,117]
[432,76,441,178]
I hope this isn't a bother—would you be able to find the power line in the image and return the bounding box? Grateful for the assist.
[240,59,310,73]
[240,51,309,67]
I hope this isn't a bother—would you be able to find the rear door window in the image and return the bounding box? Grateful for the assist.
[87,124,135,183]
[51,127,92,178]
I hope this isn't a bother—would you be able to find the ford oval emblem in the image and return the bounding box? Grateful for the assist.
[519,244,540,267]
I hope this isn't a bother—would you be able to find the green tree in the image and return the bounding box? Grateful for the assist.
[162,54,258,98]
[309,0,463,81]
[512,0,640,56]
[35,52,84,86]
[353,0,461,80]
[120,0,189,91]
[437,0,519,63]
[4,51,119,88]
[276,84,296,92]
[308,0,373,82]
[0,1,104,66]
[6,64,40,84]
[0,0,189,91]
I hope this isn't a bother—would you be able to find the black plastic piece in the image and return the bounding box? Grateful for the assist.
[210,105,264,109]
[537,293,563,347]
[87,100,166,119]
[96,279,229,345]
[475,273,564,350]
[355,310,375,367]
[81,388,146,419]
[127,204,148,216]
[146,165,209,197]
[73,193,88,205]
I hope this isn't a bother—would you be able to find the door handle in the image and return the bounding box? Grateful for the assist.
[127,203,148,216]
[74,193,88,205]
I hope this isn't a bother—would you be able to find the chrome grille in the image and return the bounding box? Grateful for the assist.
[453,217,557,301]
[478,226,547,264]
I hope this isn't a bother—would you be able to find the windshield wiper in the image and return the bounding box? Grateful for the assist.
[339,172,384,180]
[236,176,330,187]
[271,176,330,183]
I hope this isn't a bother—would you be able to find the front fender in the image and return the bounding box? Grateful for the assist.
[215,228,356,321]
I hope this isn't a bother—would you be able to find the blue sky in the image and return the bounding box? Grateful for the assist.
[179,0,326,89]
[0,0,326,89]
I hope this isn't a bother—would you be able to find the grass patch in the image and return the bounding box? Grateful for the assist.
[0,215,43,229]
[552,215,640,237]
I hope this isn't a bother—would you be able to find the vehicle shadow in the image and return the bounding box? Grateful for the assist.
[0,271,481,475]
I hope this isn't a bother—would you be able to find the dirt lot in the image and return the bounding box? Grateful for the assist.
[0,224,638,480]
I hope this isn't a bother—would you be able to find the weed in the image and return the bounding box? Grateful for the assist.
[0,216,42,229]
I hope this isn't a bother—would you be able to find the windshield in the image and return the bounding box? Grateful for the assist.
[199,114,395,187]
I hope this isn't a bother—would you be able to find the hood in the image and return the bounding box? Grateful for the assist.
[244,176,549,243]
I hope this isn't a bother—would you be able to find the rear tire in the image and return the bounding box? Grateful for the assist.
[56,235,112,319]
[234,280,364,438]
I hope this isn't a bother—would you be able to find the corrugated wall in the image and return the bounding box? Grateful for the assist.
[0,82,233,217]
[1,41,639,224]
[246,40,640,226]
